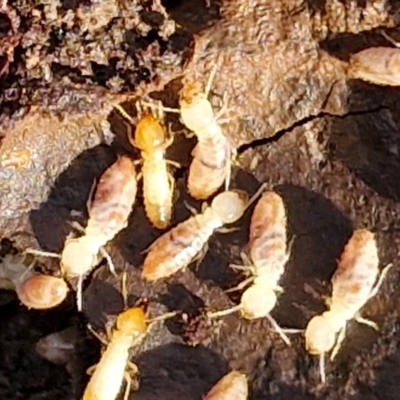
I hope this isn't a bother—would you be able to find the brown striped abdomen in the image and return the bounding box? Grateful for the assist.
[349,47,400,86]
[188,135,230,200]
[86,156,137,243]
[249,191,288,283]
[142,211,222,281]
[331,229,379,314]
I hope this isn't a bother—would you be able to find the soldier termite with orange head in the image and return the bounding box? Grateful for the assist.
[305,229,392,383]
[142,185,267,282]
[27,155,137,311]
[0,242,69,309]
[204,371,249,400]
[115,102,176,229]
[179,67,233,200]
[207,191,292,345]
[82,306,147,400]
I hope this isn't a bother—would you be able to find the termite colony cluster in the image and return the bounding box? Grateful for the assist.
[2,38,400,399]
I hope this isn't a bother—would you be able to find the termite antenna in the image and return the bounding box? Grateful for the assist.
[265,314,291,345]
[245,182,268,211]
[114,104,135,124]
[76,274,84,312]
[207,305,241,319]
[204,59,220,98]
[380,30,400,48]
[24,248,61,259]
[146,311,180,324]
[319,353,326,384]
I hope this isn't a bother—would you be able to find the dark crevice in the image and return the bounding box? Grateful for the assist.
[237,113,322,154]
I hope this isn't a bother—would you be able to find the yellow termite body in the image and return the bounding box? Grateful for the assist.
[239,191,289,319]
[349,47,400,86]
[305,229,391,382]
[82,307,147,400]
[133,114,174,229]
[142,190,249,281]
[204,371,248,400]
[180,81,231,200]
[61,155,137,278]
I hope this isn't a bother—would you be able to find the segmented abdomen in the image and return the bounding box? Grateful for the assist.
[82,332,131,400]
[349,47,400,86]
[249,191,288,285]
[142,159,173,229]
[331,229,379,316]
[142,211,222,281]
[86,156,137,245]
[188,132,230,200]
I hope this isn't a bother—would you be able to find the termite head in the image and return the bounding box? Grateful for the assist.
[116,306,147,334]
[305,313,339,355]
[240,285,277,319]
[16,275,69,309]
[211,190,249,224]
[61,238,98,278]
[134,114,167,151]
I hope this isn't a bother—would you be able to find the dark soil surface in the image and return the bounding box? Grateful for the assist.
[2,0,400,399]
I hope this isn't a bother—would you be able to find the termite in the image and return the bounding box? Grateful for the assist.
[179,67,233,200]
[141,66,232,200]
[27,155,137,311]
[83,306,176,400]
[204,371,248,400]
[0,248,69,309]
[207,191,293,345]
[304,229,392,383]
[348,31,400,86]
[83,306,147,400]
[142,185,266,281]
[115,102,176,229]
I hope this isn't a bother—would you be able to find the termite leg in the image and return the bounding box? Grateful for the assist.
[224,154,232,192]
[18,256,37,281]
[121,271,128,308]
[99,247,117,278]
[319,353,326,384]
[123,372,132,400]
[166,160,181,169]
[76,274,84,312]
[86,364,98,376]
[86,180,97,212]
[24,249,61,259]
[114,104,135,124]
[330,326,346,361]
[207,305,241,319]
[380,31,400,48]
[184,200,199,215]
[147,311,179,325]
[87,324,109,346]
[204,62,219,98]
[265,314,291,345]
[225,277,254,293]
[367,263,393,300]
[139,100,180,114]
[354,315,378,331]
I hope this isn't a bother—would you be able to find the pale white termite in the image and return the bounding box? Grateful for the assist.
[115,103,175,229]
[207,191,292,344]
[28,155,137,310]
[305,229,392,383]
[349,47,400,86]
[179,73,232,200]
[0,250,69,309]
[348,31,400,86]
[142,185,266,281]
[82,306,147,400]
[204,371,249,400]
